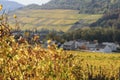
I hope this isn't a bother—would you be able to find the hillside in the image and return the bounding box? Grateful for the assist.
[70,14,102,30]
[19,4,40,10]
[9,9,101,32]
[0,0,24,12]
[40,0,86,10]
[40,0,120,14]
[7,0,120,31]
[90,9,120,29]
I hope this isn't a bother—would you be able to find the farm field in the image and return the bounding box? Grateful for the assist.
[1,34,120,80]
[9,9,102,32]
[70,51,120,67]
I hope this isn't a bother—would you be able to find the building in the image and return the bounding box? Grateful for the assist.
[62,40,119,53]
[102,42,117,51]
[63,41,80,50]
[86,42,98,51]
[95,44,112,53]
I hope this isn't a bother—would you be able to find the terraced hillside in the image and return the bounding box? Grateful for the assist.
[9,9,102,32]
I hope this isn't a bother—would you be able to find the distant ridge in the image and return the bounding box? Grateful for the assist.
[20,4,40,10]
[40,0,120,14]
[40,0,83,10]
[17,0,120,14]
[0,0,24,12]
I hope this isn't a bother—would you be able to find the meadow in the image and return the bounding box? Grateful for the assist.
[9,9,102,32]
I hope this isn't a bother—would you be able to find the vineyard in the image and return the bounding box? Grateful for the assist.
[1,33,120,80]
[9,9,102,32]
[0,4,120,80]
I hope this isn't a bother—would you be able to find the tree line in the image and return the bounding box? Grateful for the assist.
[62,27,120,43]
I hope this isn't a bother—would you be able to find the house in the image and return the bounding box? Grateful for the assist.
[76,40,88,49]
[63,41,80,50]
[86,42,118,53]
[95,44,112,53]
[86,42,98,51]
[102,42,117,51]
[63,40,98,50]
[77,40,88,45]
[62,39,119,52]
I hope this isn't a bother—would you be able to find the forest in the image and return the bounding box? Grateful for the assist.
[90,9,120,29]
[46,27,120,43]
[41,0,120,14]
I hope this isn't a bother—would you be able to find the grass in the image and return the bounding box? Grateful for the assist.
[9,9,102,32]
[69,51,120,60]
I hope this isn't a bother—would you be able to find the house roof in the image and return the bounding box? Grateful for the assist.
[64,41,75,46]
[86,42,98,48]
[102,42,115,45]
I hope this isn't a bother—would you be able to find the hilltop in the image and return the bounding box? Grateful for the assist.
[19,4,40,10]
[18,0,120,14]
[0,0,24,12]
[40,0,120,14]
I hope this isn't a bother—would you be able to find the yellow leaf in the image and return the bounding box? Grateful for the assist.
[47,39,51,44]
[13,14,17,18]
[0,4,3,11]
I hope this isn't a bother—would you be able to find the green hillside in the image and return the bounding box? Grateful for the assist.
[9,9,102,32]
[90,9,120,29]
[40,0,120,14]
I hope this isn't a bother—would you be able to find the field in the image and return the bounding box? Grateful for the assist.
[1,26,120,79]
[9,9,102,32]
[1,37,120,80]
[74,51,120,78]
[1,25,120,79]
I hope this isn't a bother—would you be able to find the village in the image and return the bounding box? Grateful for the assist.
[62,40,120,53]
[11,30,120,53]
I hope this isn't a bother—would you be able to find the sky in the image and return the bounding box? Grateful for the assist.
[9,0,51,5]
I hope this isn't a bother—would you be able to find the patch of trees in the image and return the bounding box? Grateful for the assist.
[90,9,120,28]
[42,27,120,43]
[62,27,120,43]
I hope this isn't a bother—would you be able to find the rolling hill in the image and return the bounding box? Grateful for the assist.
[40,0,120,14]
[19,4,40,10]
[9,9,101,32]
[7,0,120,31]
[0,0,24,12]
[18,0,120,14]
